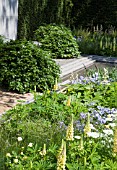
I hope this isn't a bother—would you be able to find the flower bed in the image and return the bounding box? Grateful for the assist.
[0,67,117,169]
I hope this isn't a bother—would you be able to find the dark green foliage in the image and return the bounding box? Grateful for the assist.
[72,0,117,30]
[18,0,117,39]
[0,35,5,47]
[0,40,60,93]
[17,0,73,39]
[74,28,117,57]
[34,24,80,58]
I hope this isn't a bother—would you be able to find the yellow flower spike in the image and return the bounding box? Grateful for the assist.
[43,143,46,156]
[40,143,46,156]
[34,85,36,92]
[100,38,103,49]
[79,135,84,150]
[113,127,117,153]
[113,37,116,52]
[54,78,58,90]
[66,114,74,141]
[57,139,66,170]
[103,68,109,81]
[84,113,91,136]
[66,96,71,106]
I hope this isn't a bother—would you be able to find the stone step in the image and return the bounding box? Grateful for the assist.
[61,58,93,72]
[60,59,95,78]
[60,57,91,69]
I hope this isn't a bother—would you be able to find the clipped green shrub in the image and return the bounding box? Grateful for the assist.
[34,24,80,58]
[0,40,60,93]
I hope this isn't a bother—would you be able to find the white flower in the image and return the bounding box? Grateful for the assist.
[14,158,18,163]
[104,68,108,73]
[107,114,112,118]
[113,110,117,114]
[17,137,22,142]
[108,138,113,143]
[101,140,106,144]
[28,143,33,147]
[20,152,24,155]
[87,132,100,138]
[103,129,113,135]
[90,124,95,130]
[110,113,117,118]
[23,156,28,160]
[74,136,81,139]
[6,153,11,157]
[105,117,113,122]
[109,123,116,128]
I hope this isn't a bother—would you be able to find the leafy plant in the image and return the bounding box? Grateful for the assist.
[0,40,60,93]
[74,28,117,57]
[0,35,5,47]
[0,68,117,169]
[34,24,80,59]
[5,141,57,170]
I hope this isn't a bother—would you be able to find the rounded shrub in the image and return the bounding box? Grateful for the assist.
[0,40,60,93]
[34,24,80,58]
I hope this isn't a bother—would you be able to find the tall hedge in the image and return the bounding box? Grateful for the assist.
[17,0,73,39]
[17,0,117,39]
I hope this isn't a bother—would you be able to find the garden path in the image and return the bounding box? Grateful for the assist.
[0,89,34,115]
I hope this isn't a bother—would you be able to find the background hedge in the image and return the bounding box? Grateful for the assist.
[17,0,117,39]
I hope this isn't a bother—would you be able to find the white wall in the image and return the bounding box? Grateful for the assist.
[0,0,18,40]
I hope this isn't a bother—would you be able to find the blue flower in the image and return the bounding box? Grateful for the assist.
[80,112,87,119]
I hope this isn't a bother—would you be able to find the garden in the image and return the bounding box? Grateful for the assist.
[0,24,117,169]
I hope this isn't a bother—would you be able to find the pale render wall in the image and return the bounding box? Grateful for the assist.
[0,0,18,40]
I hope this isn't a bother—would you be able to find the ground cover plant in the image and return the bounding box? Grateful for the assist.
[0,39,60,93]
[74,26,117,57]
[0,67,117,169]
[34,24,80,59]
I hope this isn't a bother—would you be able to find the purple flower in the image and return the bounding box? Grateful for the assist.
[58,121,66,129]
[80,112,86,119]
[74,120,84,132]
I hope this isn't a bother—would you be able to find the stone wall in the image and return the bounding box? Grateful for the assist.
[0,0,18,40]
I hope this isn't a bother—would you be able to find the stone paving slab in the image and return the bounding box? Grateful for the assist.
[55,56,96,79]
[0,89,34,115]
[84,55,117,64]
[55,55,117,67]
